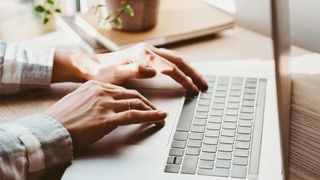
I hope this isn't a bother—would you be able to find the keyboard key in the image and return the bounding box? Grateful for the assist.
[244,88,256,94]
[217,152,232,160]
[198,99,211,106]
[195,112,208,119]
[198,168,229,177]
[185,147,200,156]
[216,85,228,91]
[173,131,189,141]
[189,133,204,140]
[230,85,242,90]
[220,136,235,144]
[229,91,241,97]
[227,103,240,109]
[197,105,210,112]
[245,83,257,89]
[167,156,175,164]
[208,116,222,123]
[206,87,214,93]
[231,77,243,84]
[164,164,180,173]
[211,103,225,110]
[219,144,233,152]
[221,129,235,137]
[216,159,231,168]
[237,134,251,142]
[224,115,237,123]
[213,97,226,104]
[175,157,182,164]
[211,110,224,116]
[191,125,205,133]
[237,127,252,134]
[203,137,218,145]
[171,140,186,149]
[222,122,237,130]
[243,94,256,101]
[181,155,199,174]
[239,120,253,127]
[235,141,250,150]
[246,77,257,83]
[228,96,240,103]
[200,152,216,161]
[200,93,212,99]
[239,113,253,120]
[231,165,247,178]
[193,118,207,126]
[202,144,217,153]
[169,148,184,156]
[176,97,197,131]
[215,91,227,97]
[242,100,255,107]
[225,109,238,116]
[206,130,220,137]
[187,140,202,148]
[207,123,221,130]
[198,160,214,169]
[234,149,249,157]
[241,106,254,113]
[233,157,248,165]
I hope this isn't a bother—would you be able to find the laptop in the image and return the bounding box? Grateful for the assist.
[62,0,290,179]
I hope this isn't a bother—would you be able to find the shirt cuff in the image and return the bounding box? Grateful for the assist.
[0,114,73,174]
[0,41,54,95]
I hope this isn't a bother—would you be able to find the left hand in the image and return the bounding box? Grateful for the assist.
[52,43,208,93]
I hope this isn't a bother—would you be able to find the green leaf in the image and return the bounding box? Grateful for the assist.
[96,4,105,8]
[43,17,49,24]
[55,8,61,13]
[46,10,51,15]
[113,17,122,29]
[124,5,134,16]
[34,5,45,13]
[47,0,54,5]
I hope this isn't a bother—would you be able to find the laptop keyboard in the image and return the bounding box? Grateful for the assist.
[164,76,267,179]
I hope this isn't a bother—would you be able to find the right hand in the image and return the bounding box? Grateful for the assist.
[44,80,167,151]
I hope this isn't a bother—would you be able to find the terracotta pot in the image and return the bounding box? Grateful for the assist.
[105,0,160,31]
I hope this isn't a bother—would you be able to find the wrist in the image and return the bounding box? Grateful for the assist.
[52,52,90,83]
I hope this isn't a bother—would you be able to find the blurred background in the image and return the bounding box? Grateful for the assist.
[0,0,319,53]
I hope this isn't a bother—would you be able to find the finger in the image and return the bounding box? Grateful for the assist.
[119,63,157,79]
[114,89,157,110]
[152,55,199,93]
[102,99,152,112]
[151,47,208,90]
[110,110,167,126]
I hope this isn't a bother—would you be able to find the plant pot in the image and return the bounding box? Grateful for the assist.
[105,0,160,31]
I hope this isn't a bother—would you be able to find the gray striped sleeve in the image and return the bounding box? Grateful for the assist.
[0,41,54,95]
[0,114,73,179]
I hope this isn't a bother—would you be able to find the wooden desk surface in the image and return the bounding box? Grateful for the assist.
[1,26,319,180]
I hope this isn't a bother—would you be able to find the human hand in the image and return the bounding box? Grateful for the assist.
[44,80,167,151]
[52,43,208,93]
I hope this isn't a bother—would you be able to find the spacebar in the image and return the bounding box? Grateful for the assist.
[176,97,197,132]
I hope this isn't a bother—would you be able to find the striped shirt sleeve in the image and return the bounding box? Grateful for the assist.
[0,114,73,179]
[0,41,54,95]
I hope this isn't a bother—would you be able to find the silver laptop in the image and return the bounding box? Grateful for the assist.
[62,0,290,179]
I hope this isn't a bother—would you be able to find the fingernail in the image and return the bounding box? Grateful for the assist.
[158,111,167,118]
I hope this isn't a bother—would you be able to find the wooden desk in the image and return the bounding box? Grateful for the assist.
[1,26,319,179]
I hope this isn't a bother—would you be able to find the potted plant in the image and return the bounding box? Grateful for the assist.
[34,0,160,32]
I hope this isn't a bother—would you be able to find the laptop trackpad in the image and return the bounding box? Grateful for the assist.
[86,89,184,153]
